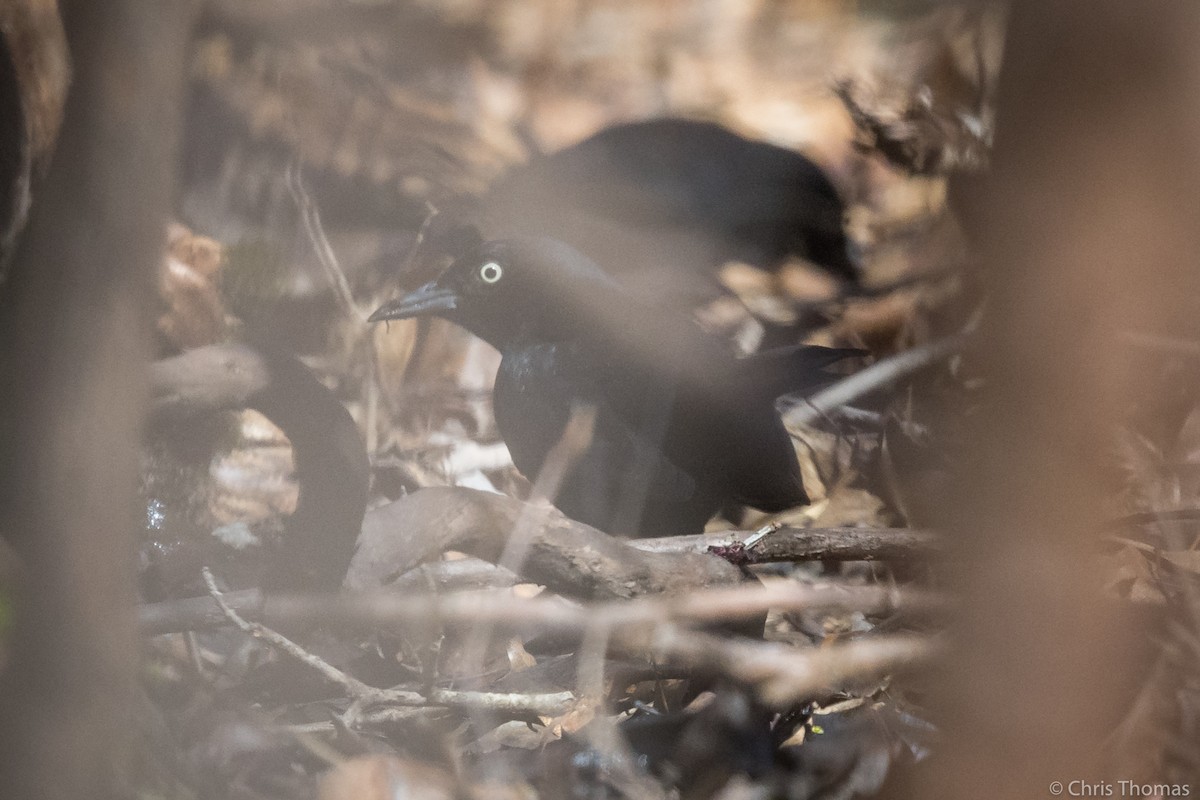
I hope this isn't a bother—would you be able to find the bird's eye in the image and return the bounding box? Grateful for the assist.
[479,261,503,284]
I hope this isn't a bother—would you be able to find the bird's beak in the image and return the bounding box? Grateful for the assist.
[368,281,458,322]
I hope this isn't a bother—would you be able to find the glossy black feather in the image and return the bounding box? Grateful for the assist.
[371,237,856,536]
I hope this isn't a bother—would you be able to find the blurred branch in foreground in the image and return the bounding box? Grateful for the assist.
[925,1,1200,797]
[0,1,198,797]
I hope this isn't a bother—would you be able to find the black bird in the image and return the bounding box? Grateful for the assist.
[371,237,854,537]
[425,118,856,302]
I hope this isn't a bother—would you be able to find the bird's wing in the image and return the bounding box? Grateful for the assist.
[735,345,863,401]
[585,333,843,515]
[495,342,701,535]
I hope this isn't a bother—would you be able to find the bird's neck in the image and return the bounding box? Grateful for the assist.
[461,312,539,354]
[467,299,592,353]
[498,322,574,355]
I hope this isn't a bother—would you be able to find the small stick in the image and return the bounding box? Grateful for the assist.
[786,331,970,427]
[200,568,574,717]
[286,163,359,320]
[203,567,374,696]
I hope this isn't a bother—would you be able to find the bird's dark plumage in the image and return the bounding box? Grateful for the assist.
[371,237,854,536]
[424,118,856,301]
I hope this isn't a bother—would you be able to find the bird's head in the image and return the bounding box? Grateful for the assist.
[368,237,617,348]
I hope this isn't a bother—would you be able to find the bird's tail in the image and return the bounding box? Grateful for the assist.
[738,344,863,399]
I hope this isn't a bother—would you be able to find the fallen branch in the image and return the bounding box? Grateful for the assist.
[636,525,937,562]
[384,522,938,592]
[149,343,272,415]
[348,487,745,598]
[142,580,941,636]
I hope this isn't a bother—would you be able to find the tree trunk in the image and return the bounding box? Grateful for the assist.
[0,2,197,798]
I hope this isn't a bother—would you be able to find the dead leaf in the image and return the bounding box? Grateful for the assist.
[1160,549,1200,575]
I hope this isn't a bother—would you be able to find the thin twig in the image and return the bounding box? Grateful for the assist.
[203,567,374,695]
[785,331,971,427]
[200,568,574,717]
[286,162,359,320]
[397,200,439,280]
[286,161,398,445]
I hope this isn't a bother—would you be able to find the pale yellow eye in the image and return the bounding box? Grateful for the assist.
[479,261,503,283]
